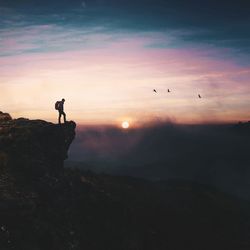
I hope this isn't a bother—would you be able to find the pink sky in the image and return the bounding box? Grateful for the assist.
[1,29,250,126]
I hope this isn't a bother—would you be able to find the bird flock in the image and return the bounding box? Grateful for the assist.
[153,89,202,98]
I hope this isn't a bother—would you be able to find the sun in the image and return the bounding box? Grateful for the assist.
[121,121,130,129]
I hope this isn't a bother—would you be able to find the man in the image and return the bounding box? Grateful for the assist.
[57,98,66,124]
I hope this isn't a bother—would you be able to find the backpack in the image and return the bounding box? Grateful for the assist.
[55,101,61,110]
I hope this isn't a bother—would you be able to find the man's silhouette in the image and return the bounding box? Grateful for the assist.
[57,98,66,124]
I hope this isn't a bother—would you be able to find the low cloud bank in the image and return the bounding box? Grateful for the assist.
[67,122,250,199]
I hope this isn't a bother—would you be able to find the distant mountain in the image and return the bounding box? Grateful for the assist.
[0,112,249,250]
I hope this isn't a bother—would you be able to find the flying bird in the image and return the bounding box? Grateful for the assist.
[167,89,171,93]
[198,94,202,98]
[153,89,157,93]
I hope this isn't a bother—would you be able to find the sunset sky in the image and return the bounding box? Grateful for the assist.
[1,0,250,126]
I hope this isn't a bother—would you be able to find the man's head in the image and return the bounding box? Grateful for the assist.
[62,98,65,102]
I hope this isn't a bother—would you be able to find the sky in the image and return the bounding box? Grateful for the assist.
[1,0,250,126]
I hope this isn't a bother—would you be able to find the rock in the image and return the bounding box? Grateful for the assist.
[0,112,249,250]
[0,112,12,122]
[0,113,76,179]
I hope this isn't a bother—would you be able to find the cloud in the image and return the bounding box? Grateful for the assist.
[81,1,87,8]
[1,0,250,56]
[0,24,119,57]
[67,122,250,199]
[1,30,250,124]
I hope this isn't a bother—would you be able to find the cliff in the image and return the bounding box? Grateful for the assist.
[0,112,249,250]
[0,112,77,249]
[0,112,75,177]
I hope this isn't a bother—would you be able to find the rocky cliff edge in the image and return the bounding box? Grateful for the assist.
[0,111,75,177]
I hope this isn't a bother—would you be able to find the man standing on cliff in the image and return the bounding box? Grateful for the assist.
[55,98,66,124]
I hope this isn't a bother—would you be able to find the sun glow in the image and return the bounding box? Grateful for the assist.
[122,121,130,129]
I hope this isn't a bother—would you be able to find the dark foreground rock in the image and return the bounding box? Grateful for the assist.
[0,112,249,250]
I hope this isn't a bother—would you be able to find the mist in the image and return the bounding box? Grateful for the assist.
[66,122,250,199]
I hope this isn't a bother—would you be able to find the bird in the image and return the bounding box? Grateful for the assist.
[153,89,157,93]
[198,94,201,98]
[167,89,171,93]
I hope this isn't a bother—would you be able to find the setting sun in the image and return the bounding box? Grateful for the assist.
[122,121,130,129]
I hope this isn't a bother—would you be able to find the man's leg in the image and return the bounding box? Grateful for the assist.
[58,112,62,124]
[62,112,66,123]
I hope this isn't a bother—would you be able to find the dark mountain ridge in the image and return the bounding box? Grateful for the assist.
[0,111,249,250]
